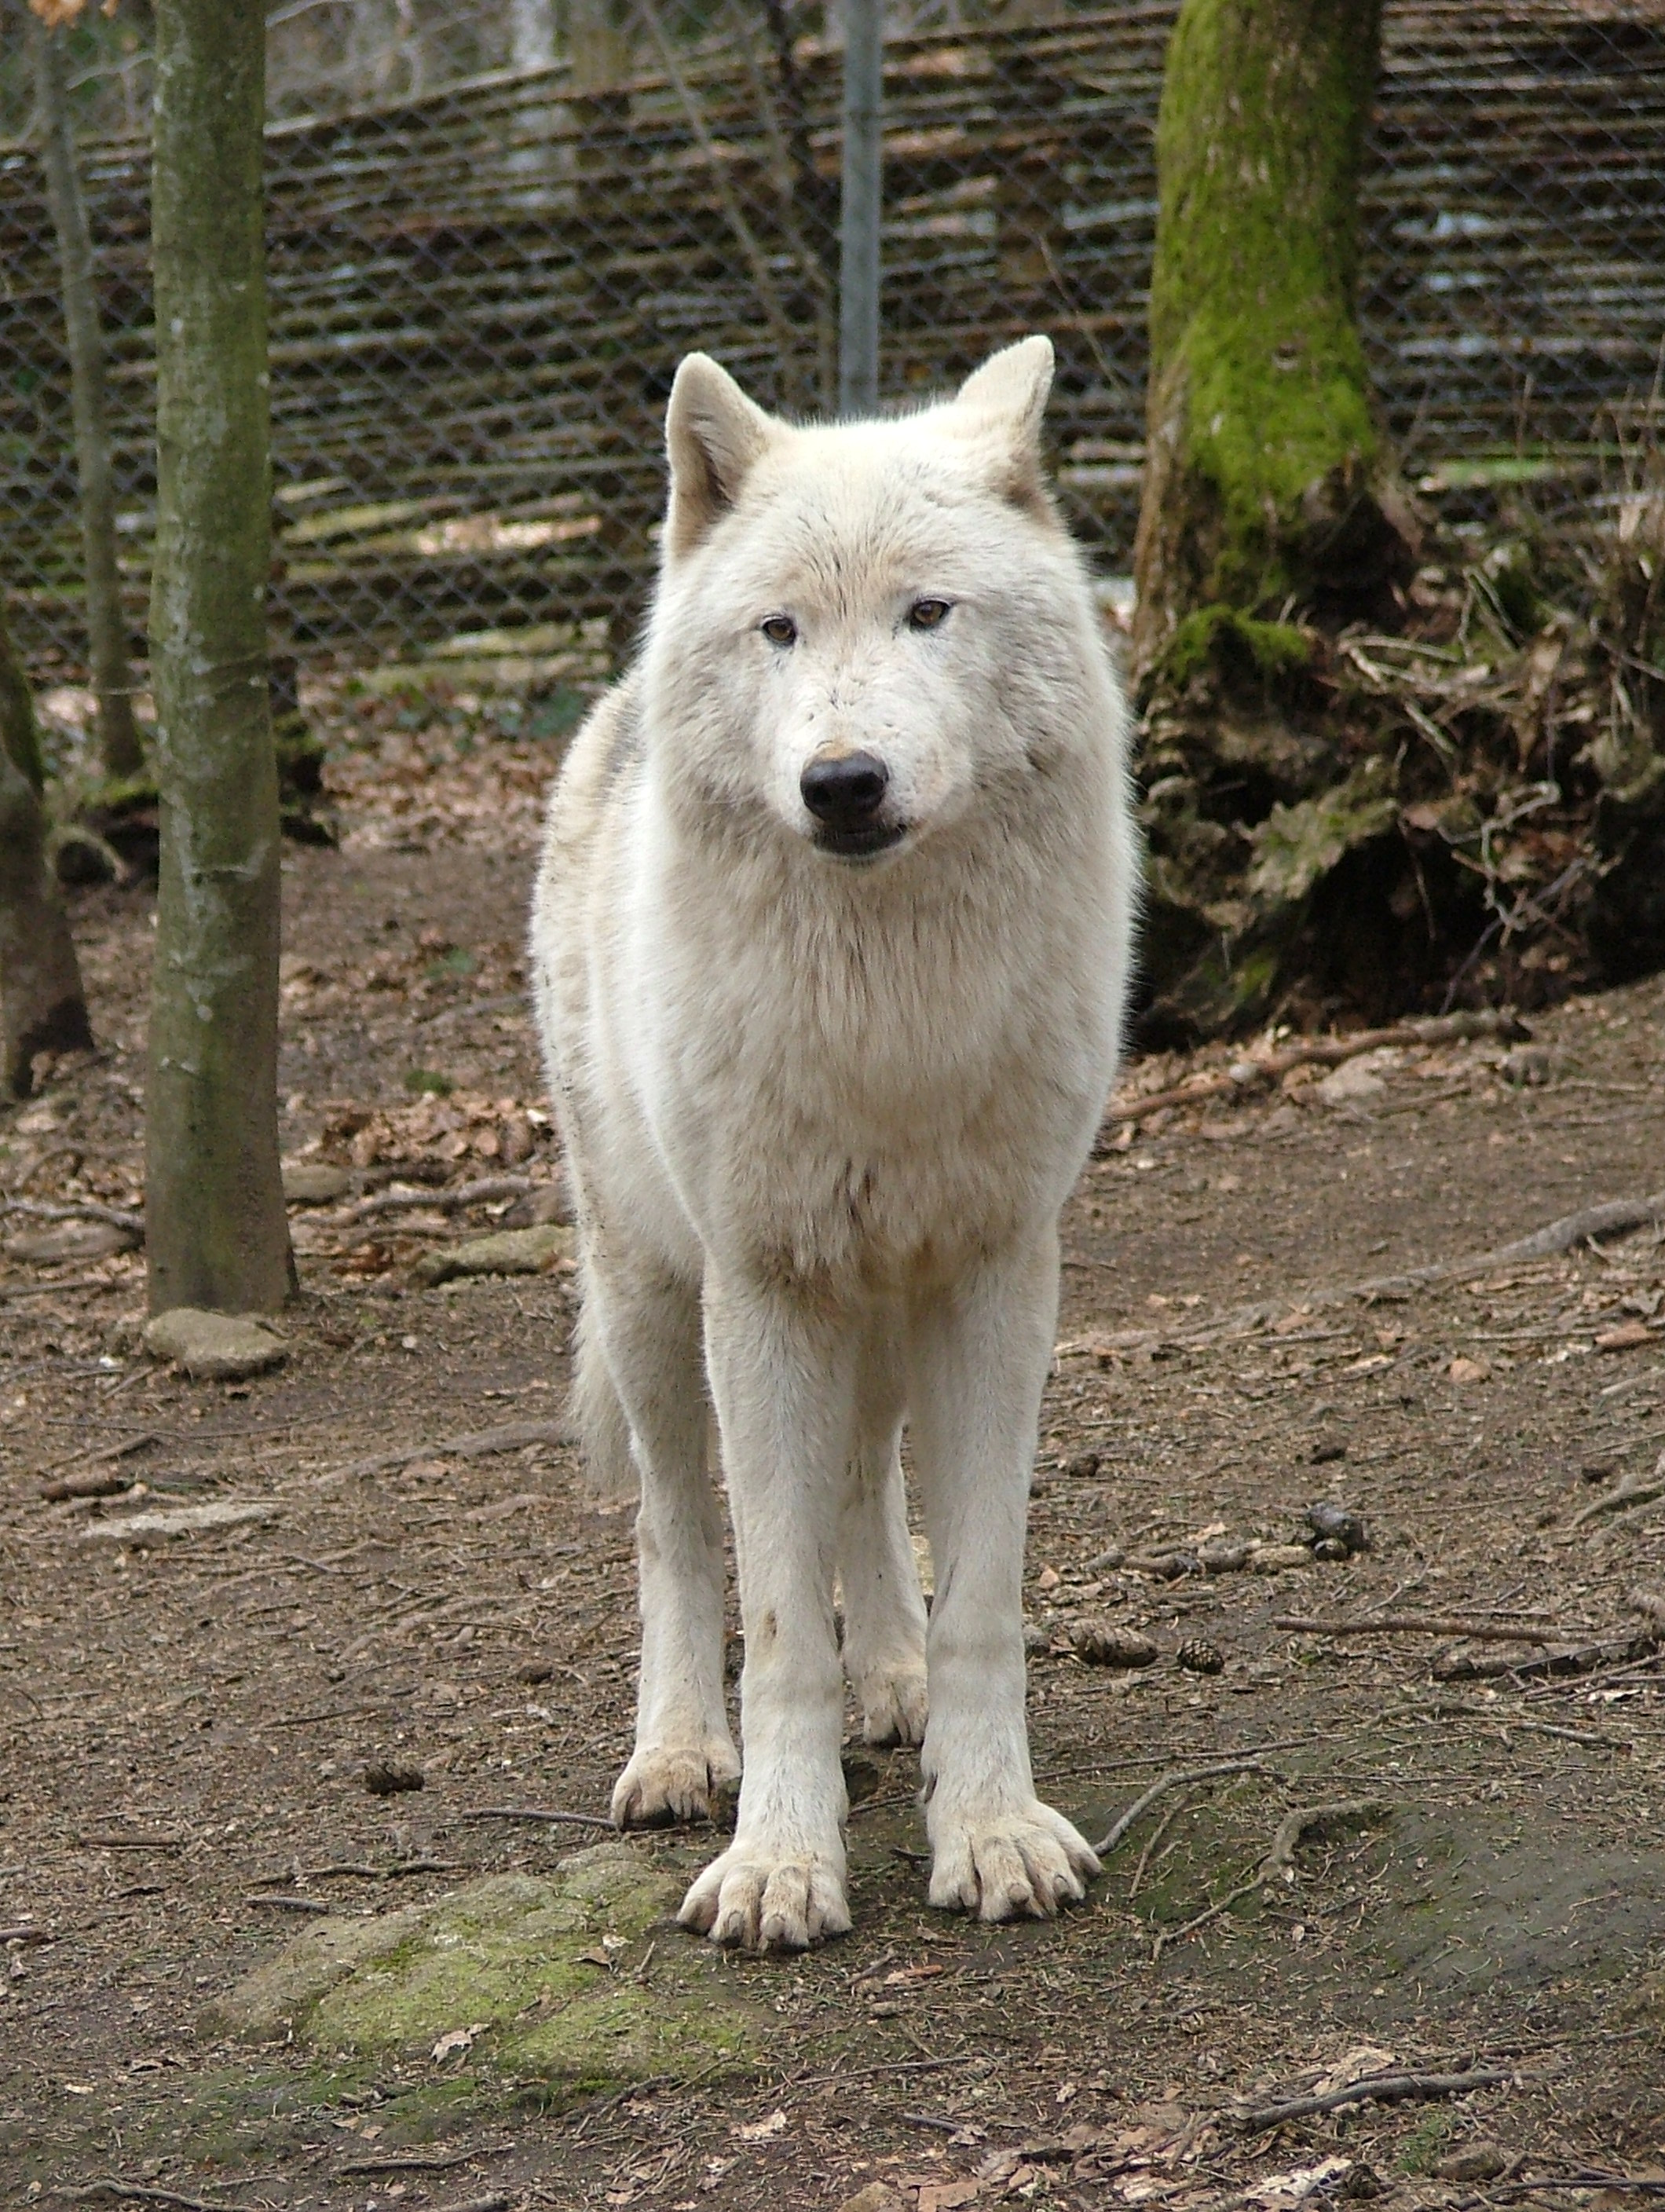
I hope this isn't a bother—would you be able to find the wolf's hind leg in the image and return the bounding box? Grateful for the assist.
[837,1341,928,1746]
[594,1263,739,1828]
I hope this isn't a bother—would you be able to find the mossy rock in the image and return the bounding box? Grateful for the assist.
[204,1844,759,2094]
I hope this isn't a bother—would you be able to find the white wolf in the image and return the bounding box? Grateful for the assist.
[530,335,1137,1950]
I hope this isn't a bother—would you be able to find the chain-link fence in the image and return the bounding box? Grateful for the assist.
[2,0,1663,693]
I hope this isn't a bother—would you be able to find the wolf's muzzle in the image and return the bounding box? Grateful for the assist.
[800,750,903,857]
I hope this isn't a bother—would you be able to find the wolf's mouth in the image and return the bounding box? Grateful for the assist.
[811,822,910,862]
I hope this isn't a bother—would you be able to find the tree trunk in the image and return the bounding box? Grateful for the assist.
[30,11,145,781]
[145,0,294,1316]
[0,599,92,1098]
[1132,0,1415,675]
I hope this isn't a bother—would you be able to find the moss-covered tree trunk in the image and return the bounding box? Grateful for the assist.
[0,598,92,1098]
[1133,0,1415,674]
[145,0,293,1316]
[30,9,144,781]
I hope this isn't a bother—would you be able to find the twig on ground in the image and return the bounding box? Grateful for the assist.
[1096,1009,1526,1137]
[1,1195,145,1235]
[1057,1191,1665,1364]
[456,1806,616,1831]
[342,1174,532,1225]
[36,1432,160,1482]
[1231,2064,1512,2131]
[61,2185,226,2211]
[325,1419,570,1481]
[1494,2177,1665,2199]
[337,2148,478,2175]
[1568,1455,1665,1530]
[1093,1760,1278,1858]
[1,1274,122,1302]
[1129,1798,1186,1899]
[1274,1613,1587,1645]
[1153,1799,1391,1960]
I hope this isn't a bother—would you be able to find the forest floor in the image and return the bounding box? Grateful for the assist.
[2,679,1663,2212]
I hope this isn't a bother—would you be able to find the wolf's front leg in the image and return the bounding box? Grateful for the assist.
[589,1265,740,1828]
[909,1232,1100,1921]
[838,1330,928,1746]
[679,1273,854,1951]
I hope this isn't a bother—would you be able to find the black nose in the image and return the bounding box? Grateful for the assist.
[800,750,889,833]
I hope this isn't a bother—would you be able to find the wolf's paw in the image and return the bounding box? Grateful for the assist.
[678,1842,851,1951]
[854,1657,928,1747]
[928,1800,1100,1922]
[611,1739,740,1829]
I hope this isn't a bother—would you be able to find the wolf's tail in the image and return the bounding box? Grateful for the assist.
[571,1294,639,1503]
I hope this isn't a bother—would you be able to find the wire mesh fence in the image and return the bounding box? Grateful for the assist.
[1,0,1663,695]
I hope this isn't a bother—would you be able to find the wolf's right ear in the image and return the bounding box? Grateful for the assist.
[664,353,775,559]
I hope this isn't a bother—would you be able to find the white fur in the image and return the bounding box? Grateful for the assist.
[530,337,1138,1950]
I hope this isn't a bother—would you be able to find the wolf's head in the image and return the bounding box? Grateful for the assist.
[643,337,1120,866]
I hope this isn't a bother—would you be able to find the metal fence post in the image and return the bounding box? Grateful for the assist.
[839,0,883,419]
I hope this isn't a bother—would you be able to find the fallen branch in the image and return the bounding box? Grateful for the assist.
[1232,2064,1512,2132]
[1059,1190,1665,1365]
[1568,1454,1665,1531]
[337,2149,477,2176]
[1274,1613,1588,1646]
[326,1419,570,1481]
[1154,1799,1391,1959]
[1093,1760,1278,1858]
[342,1174,533,1225]
[1495,2177,1665,2199]
[1,1274,124,1302]
[62,2185,225,2212]
[1,1194,145,1235]
[456,1805,615,1831]
[1097,1009,1527,1137]
[36,1431,162,1487]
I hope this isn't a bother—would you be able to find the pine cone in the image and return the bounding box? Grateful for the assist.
[1176,1636,1224,1675]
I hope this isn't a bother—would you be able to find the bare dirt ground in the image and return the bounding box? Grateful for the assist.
[2,684,1663,2212]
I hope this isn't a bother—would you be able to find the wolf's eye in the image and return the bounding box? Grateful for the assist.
[908,597,950,631]
[760,613,797,647]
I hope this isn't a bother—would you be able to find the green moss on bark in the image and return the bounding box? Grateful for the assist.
[145,0,293,1313]
[1134,0,1413,668]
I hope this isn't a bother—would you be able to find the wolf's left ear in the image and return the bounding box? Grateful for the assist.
[664,353,776,559]
[953,335,1054,507]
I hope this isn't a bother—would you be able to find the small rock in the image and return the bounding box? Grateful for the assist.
[840,2187,906,2212]
[1250,1544,1313,1574]
[1433,2143,1509,2184]
[7,1218,137,1264]
[414,1221,574,1287]
[1315,1052,1397,1105]
[1498,1043,1562,1086]
[1073,1621,1159,1669]
[1176,1637,1224,1675]
[77,1500,279,1545]
[1023,1621,1053,1657]
[1088,1544,1125,1572]
[143,1309,287,1382]
[361,1763,424,1797]
[1447,1354,1491,1384]
[281,1161,353,1205]
[1198,1540,1253,1574]
[1306,1502,1368,1555]
[1066,1450,1103,1480]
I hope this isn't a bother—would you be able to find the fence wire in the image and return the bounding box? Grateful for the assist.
[1,0,1663,698]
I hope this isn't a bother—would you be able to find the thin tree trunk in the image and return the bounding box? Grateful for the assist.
[1132,0,1415,674]
[145,0,293,1316]
[29,11,144,781]
[0,599,91,1099]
